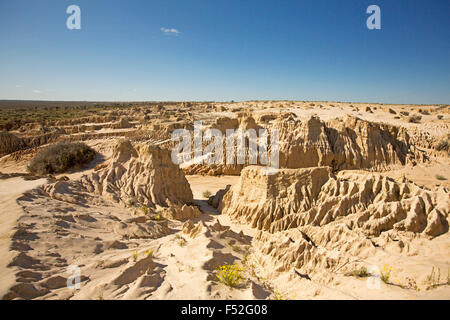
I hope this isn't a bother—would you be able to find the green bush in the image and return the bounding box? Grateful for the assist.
[28,142,95,175]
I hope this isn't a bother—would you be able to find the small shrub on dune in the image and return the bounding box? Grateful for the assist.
[202,190,212,198]
[426,267,441,290]
[141,205,149,215]
[408,115,422,123]
[345,266,370,278]
[436,139,449,152]
[272,289,297,300]
[153,208,168,221]
[145,248,155,258]
[175,234,187,247]
[127,197,137,207]
[28,142,95,175]
[231,245,242,253]
[153,212,164,221]
[380,264,392,283]
[216,263,245,287]
[132,250,138,262]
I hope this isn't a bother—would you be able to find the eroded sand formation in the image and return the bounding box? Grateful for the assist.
[183,114,427,176]
[217,166,449,286]
[0,101,449,299]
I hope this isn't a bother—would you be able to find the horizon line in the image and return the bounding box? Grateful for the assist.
[0,99,447,106]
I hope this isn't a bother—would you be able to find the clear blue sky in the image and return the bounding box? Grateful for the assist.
[0,0,449,104]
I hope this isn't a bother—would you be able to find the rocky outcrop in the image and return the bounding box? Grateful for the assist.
[220,166,449,237]
[183,114,426,176]
[0,131,26,156]
[277,115,422,171]
[211,117,239,134]
[43,140,194,209]
[219,165,449,280]
[0,131,60,157]
[182,220,203,238]
[161,204,201,221]
[219,166,332,230]
[110,116,132,129]
[208,185,231,208]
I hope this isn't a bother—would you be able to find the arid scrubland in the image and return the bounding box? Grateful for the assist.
[0,100,449,300]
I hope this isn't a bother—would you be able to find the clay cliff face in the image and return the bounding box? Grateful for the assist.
[218,165,449,280]
[220,166,449,237]
[277,115,420,171]
[0,131,60,157]
[183,114,425,176]
[44,140,194,208]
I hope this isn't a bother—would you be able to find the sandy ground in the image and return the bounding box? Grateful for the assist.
[0,177,46,297]
[186,175,240,200]
[385,157,450,189]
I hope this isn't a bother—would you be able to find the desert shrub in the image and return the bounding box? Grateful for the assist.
[216,263,244,287]
[231,245,242,253]
[28,142,95,175]
[132,251,138,262]
[153,212,164,221]
[408,115,422,123]
[145,248,155,258]
[153,208,169,221]
[175,234,187,247]
[380,264,392,283]
[202,190,212,198]
[127,197,137,207]
[242,251,250,265]
[426,267,441,290]
[272,289,297,300]
[404,277,419,291]
[436,139,449,152]
[345,266,370,278]
[141,205,149,215]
